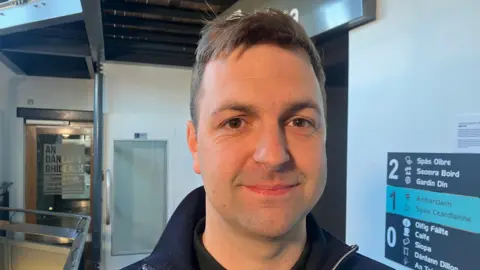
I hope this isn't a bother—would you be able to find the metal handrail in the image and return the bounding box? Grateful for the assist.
[0,207,91,270]
[0,206,88,219]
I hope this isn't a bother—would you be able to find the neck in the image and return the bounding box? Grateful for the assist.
[202,202,308,270]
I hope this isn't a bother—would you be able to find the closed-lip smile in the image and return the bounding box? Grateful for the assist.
[244,184,299,195]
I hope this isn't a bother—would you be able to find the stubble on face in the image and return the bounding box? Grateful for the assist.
[187,44,327,240]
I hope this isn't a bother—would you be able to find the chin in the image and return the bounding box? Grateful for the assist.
[239,211,305,239]
[256,226,294,239]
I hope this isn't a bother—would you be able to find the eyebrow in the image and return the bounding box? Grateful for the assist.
[211,102,260,116]
[211,100,322,118]
[282,100,322,118]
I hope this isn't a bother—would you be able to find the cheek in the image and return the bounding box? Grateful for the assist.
[198,136,250,184]
[292,142,326,209]
[290,138,326,200]
[290,137,326,173]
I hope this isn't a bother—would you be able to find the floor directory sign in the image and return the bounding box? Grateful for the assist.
[385,153,480,270]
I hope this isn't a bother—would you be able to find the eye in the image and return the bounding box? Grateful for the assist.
[288,118,313,128]
[225,118,244,129]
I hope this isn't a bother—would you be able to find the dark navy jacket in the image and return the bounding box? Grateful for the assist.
[123,187,393,270]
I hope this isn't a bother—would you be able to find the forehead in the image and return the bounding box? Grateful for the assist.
[200,44,322,112]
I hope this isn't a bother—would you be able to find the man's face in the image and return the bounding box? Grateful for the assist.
[187,44,326,238]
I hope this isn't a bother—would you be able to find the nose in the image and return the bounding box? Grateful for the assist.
[253,126,291,170]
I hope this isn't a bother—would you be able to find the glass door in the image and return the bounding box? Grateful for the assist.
[102,115,169,270]
[25,124,93,239]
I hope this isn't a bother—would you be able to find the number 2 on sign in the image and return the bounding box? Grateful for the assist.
[388,159,399,180]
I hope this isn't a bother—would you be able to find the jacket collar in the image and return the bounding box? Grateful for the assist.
[144,186,206,269]
[142,186,353,270]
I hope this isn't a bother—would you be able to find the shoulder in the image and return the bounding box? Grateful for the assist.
[340,253,394,270]
[308,220,392,270]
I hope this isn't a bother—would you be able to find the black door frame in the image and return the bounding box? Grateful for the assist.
[311,32,349,241]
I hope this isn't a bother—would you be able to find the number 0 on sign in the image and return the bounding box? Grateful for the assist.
[386,226,396,248]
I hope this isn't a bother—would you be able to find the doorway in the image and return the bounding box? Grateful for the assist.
[100,114,170,270]
[24,123,93,242]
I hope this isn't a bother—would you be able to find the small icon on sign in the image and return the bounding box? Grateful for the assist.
[405,193,410,200]
[404,227,410,237]
[403,238,410,245]
[403,218,411,228]
[405,176,411,185]
[404,166,412,176]
[404,257,409,265]
[404,206,410,212]
[403,247,409,256]
[405,156,413,165]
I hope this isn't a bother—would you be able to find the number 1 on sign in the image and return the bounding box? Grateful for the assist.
[390,191,396,211]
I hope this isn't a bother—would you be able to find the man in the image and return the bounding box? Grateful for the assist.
[125,9,392,270]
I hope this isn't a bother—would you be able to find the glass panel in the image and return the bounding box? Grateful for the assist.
[112,140,167,256]
[10,242,69,270]
[36,133,91,230]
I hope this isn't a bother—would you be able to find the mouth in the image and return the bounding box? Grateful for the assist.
[243,184,299,196]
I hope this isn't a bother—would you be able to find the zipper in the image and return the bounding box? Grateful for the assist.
[331,244,359,270]
[141,263,156,270]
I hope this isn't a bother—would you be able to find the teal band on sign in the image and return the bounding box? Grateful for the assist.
[386,185,480,234]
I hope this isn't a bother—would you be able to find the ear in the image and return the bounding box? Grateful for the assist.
[186,121,201,174]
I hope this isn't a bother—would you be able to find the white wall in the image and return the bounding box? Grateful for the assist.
[13,76,93,110]
[0,62,15,188]
[103,62,201,218]
[347,0,480,269]
[0,62,14,109]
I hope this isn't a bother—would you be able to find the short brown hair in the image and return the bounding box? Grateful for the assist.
[190,9,326,126]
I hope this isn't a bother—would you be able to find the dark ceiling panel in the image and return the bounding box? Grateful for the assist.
[103,2,213,24]
[104,0,222,13]
[3,51,90,79]
[107,47,194,58]
[187,0,238,10]
[0,19,92,77]
[106,50,195,67]
[104,27,199,45]
[0,1,239,74]
[1,36,90,57]
[102,0,239,67]
[20,21,89,41]
[105,38,196,54]
[103,14,202,35]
